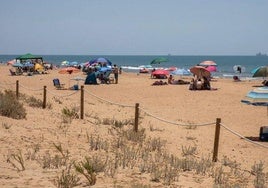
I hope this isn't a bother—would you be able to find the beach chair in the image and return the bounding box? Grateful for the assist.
[53,78,66,89]
[9,69,16,76]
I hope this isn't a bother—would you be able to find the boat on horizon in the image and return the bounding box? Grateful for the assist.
[256,52,267,56]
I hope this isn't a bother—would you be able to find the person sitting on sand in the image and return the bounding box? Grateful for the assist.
[262,80,268,86]
[203,76,211,90]
[196,79,203,90]
[233,75,241,82]
[168,75,175,84]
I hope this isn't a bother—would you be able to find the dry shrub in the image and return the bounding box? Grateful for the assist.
[0,90,26,119]
[55,165,80,188]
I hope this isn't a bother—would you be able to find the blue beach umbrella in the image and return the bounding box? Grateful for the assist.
[241,87,268,106]
[70,61,79,66]
[12,62,23,67]
[171,68,191,76]
[23,61,34,68]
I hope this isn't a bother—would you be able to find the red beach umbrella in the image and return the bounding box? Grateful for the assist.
[58,67,80,74]
[151,69,169,76]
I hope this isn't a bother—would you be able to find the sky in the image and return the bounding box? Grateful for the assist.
[0,0,268,55]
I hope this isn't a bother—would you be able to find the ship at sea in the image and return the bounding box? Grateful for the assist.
[256,52,267,56]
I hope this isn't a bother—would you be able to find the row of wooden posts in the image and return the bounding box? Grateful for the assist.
[15,80,222,162]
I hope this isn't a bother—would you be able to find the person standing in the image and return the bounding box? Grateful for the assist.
[113,64,119,84]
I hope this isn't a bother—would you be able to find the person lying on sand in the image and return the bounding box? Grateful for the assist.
[152,80,168,86]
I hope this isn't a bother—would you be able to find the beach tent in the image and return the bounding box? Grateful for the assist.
[85,72,97,85]
[16,53,43,64]
[89,57,112,66]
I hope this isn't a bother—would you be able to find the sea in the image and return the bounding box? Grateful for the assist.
[1,55,268,78]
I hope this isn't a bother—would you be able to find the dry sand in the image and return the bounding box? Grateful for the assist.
[0,64,268,187]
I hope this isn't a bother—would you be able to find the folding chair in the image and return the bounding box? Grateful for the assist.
[53,78,66,89]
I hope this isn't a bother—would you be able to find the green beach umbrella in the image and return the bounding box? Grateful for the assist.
[150,57,169,65]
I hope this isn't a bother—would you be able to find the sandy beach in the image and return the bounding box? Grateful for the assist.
[0,64,268,187]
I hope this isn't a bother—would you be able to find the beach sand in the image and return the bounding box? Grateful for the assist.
[0,64,267,187]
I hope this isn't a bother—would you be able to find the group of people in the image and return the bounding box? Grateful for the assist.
[84,64,120,84]
[189,76,211,90]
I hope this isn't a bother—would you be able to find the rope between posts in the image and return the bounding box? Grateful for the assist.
[19,84,43,91]
[139,107,216,127]
[84,89,135,108]
[46,89,79,97]
[220,123,268,149]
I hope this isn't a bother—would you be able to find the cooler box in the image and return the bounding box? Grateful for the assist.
[259,126,268,141]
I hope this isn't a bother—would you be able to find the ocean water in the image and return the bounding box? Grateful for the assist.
[1,55,268,77]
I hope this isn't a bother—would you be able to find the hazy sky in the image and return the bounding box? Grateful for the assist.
[1,0,267,55]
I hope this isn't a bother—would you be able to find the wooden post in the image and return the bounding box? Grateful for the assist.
[212,118,221,162]
[16,80,19,99]
[80,85,84,119]
[42,86,47,109]
[134,103,139,132]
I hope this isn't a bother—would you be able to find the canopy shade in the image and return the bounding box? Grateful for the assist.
[16,53,43,63]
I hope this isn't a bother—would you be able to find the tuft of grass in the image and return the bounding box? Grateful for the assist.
[0,90,26,119]
[7,150,25,171]
[181,145,197,157]
[55,165,80,188]
[74,157,97,186]
[251,161,267,188]
[61,106,79,123]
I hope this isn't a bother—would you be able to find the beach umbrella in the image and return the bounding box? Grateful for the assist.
[170,68,191,76]
[59,67,80,74]
[206,65,217,72]
[190,66,211,78]
[69,61,79,66]
[90,57,112,66]
[233,65,245,74]
[199,60,217,66]
[150,57,169,65]
[23,61,34,67]
[61,60,69,66]
[12,62,23,67]
[151,69,169,76]
[98,66,112,72]
[252,66,268,78]
[241,87,268,115]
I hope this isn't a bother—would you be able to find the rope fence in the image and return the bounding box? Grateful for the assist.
[0,80,267,162]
